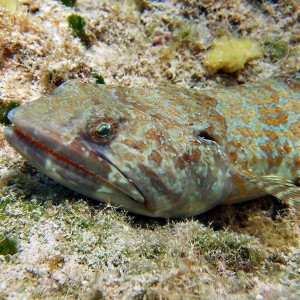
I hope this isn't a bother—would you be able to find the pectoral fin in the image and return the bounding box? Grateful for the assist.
[232,167,300,208]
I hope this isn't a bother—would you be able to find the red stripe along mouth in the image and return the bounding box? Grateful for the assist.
[5,125,146,208]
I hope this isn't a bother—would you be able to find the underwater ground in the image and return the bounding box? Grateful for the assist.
[0,0,299,299]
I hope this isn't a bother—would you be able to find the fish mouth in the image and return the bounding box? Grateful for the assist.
[5,111,147,213]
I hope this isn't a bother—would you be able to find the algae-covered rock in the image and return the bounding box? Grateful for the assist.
[204,36,263,73]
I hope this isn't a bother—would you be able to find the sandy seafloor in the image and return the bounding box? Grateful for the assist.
[0,0,300,299]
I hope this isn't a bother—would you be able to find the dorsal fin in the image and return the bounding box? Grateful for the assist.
[232,167,300,208]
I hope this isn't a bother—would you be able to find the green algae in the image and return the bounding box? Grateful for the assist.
[58,0,76,7]
[133,0,149,12]
[193,226,267,272]
[0,236,18,256]
[173,23,193,43]
[0,100,20,126]
[264,39,289,61]
[67,14,90,47]
[93,73,105,84]
[171,21,213,52]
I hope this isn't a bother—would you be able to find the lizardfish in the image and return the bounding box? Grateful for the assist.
[5,73,300,217]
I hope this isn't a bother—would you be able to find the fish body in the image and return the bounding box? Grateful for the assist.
[5,73,300,217]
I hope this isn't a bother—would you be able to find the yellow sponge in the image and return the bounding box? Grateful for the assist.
[204,36,263,73]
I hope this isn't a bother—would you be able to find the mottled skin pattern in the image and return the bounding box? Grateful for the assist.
[5,73,300,217]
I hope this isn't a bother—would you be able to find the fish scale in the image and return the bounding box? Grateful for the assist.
[5,72,300,217]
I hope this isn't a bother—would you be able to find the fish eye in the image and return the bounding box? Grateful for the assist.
[96,123,112,137]
[86,117,118,144]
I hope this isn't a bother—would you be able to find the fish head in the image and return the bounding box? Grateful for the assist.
[5,80,232,217]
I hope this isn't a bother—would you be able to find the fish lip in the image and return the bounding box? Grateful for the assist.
[5,124,146,205]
